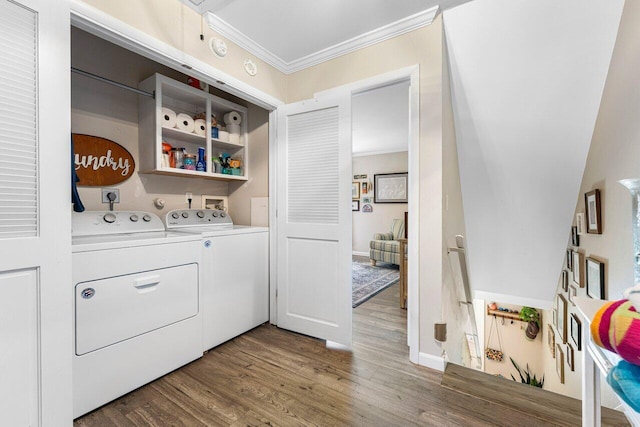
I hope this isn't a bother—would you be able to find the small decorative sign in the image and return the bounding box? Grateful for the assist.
[354,174,367,180]
[73,134,135,186]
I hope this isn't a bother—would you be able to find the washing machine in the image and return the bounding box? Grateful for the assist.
[72,211,203,418]
[165,209,269,351]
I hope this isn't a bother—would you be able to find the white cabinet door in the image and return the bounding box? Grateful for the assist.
[0,0,71,425]
[276,95,352,347]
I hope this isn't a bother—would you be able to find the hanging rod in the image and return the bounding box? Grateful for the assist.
[71,67,155,98]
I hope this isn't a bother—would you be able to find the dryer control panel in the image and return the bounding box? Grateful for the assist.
[72,211,164,236]
[165,209,233,229]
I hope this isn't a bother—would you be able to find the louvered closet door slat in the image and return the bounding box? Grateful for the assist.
[287,107,339,225]
[0,0,37,239]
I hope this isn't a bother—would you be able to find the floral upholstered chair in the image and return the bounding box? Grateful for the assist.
[369,218,405,266]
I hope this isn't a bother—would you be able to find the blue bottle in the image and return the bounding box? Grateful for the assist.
[196,147,206,172]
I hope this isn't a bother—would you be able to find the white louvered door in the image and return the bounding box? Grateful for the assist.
[0,0,71,425]
[276,95,352,346]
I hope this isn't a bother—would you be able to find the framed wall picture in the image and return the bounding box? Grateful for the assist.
[556,344,565,384]
[570,313,582,351]
[568,284,578,306]
[548,324,556,358]
[586,257,605,300]
[571,226,579,247]
[567,343,575,372]
[585,189,602,234]
[566,249,573,271]
[352,182,360,200]
[576,213,586,235]
[362,197,372,204]
[362,182,368,194]
[557,294,568,344]
[572,251,583,287]
[352,200,360,211]
[561,270,568,292]
[374,172,408,203]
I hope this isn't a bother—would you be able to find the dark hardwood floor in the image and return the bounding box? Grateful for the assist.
[75,284,629,426]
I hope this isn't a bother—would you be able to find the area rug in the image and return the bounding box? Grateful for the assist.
[352,256,399,307]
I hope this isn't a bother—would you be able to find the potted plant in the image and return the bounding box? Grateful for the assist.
[510,357,544,388]
[519,306,540,340]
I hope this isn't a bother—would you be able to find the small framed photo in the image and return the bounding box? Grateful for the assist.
[362,197,372,204]
[560,270,568,292]
[576,212,586,235]
[352,200,360,211]
[566,249,573,271]
[548,324,556,358]
[352,182,360,200]
[362,204,373,213]
[586,257,605,300]
[556,294,568,344]
[374,172,408,203]
[571,226,579,247]
[556,344,565,384]
[567,343,575,371]
[572,251,583,287]
[362,182,368,194]
[568,284,578,306]
[585,189,602,234]
[570,313,582,351]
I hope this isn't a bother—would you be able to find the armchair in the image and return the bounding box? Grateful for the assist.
[369,218,405,266]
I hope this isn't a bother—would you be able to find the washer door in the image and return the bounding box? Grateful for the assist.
[75,263,198,355]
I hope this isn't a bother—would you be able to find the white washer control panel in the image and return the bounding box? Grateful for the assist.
[165,209,233,229]
[72,211,164,236]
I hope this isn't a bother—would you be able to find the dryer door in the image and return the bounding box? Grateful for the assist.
[75,263,198,355]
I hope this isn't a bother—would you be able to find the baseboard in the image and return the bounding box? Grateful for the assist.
[352,251,369,257]
[419,352,446,372]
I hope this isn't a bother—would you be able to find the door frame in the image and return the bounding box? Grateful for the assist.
[68,3,421,362]
[269,66,420,361]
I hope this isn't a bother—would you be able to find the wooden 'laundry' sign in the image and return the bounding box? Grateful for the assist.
[72,134,135,186]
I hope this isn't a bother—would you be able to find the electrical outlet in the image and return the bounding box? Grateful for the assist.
[101,188,120,204]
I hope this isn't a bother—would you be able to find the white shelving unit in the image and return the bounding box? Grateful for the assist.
[138,73,248,181]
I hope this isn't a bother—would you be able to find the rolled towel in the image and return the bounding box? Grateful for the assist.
[161,107,177,128]
[223,111,242,125]
[194,119,206,136]
[176,113,195,133]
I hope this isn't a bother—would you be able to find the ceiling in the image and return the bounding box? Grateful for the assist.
[181,0,474,73]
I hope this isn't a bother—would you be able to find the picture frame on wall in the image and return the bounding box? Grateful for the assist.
[572,251,583,287]
[548,324,556,358]
[585,189,602,234]
[567,343,575,372]
[568,284,578,306]
[566,249,573,271]
[557,294,568,344]
[362,182,368,194]
[556,344,565,384]
[576,212,587,235]
[352,200,360,211]
[352,182,360,200]
[570,313,582,351]
[374,172,408,203]
[586,257,605,300]
[571,226,579,247]
[561,270,568,292]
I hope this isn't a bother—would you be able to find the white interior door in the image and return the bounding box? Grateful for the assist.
[276,95,352,347]
[0,0,71,425]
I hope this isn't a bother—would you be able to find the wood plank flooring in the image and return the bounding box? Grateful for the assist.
[75,284,630,426]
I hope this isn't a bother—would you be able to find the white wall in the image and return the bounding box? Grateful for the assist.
[539,0,640,409]
[352,152,408,254]
[443,0,624,306]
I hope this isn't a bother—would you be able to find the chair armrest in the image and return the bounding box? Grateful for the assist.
[373,232,394,240]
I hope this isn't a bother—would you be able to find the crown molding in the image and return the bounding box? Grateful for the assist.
[206,5,439,75]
